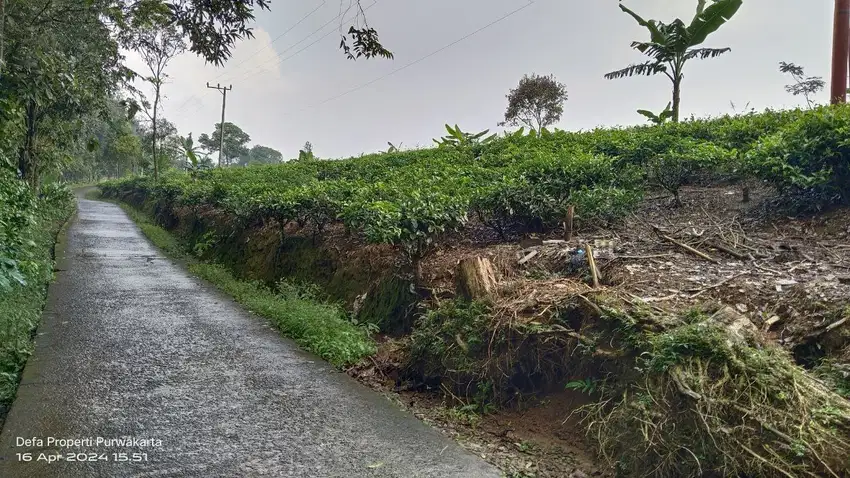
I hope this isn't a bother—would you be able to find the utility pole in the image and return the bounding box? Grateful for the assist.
[831,0,850,104]
[207,83,233,166]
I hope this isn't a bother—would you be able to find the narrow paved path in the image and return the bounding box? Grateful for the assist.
[0,196,500,478]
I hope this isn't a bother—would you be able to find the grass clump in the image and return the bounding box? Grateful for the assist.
[579,304,850,478]
[114,197,376,368]
[813,360,850,399]
[407,300,496,405]
[190,263,376,367]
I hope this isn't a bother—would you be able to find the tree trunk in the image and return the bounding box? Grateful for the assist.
[18,99,37,189]
[0,0,5,78]
[455,256,498,301]
[672,77,682,123]
[152,85,160,180]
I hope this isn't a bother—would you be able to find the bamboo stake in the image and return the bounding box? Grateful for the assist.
[586,243,600,288]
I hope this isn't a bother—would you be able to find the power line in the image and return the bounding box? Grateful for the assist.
[211,1,326,82]
[172,1,378,118]
[170,1,330,115]
[297,0,536,112]
[220,1,379,86]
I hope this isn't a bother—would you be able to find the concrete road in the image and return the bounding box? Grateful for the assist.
[0,196,501,478]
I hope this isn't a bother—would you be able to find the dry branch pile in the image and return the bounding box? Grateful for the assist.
[406,279,850,477]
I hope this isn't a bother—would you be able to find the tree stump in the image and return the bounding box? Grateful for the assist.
[455,256,498,301]
[705,306,759,345]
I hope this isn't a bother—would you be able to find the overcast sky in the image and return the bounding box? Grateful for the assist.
[123,0,833,160]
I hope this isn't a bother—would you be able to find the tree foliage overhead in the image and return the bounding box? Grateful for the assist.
[0,0,127,186]
[500,74,568,132]
[336,1,393,60]
[605,0,742,122]
[105,0,272,67]
[107,0,391,65]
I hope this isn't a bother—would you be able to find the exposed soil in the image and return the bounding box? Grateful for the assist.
[417,184,850,361]
[347,184,850,477]
[349,339,608,478]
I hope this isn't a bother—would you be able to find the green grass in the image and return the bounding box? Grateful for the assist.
[189,263,376,367]
[110,195,376,367]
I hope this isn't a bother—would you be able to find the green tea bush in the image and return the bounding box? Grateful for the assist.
[747,105,850,202]
[648,141,735,204]
[99,106,843,261]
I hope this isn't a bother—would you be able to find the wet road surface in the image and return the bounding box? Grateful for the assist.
[0,197,501,478]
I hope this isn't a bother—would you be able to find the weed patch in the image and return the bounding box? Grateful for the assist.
[577,301,850,478]
[190,263,376,367]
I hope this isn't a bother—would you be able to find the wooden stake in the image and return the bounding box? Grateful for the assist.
[708,241,747,260]
[661,234,719,264]
[585,243,600,288]
[564,205,575,242]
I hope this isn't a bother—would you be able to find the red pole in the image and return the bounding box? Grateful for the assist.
[831,0,850,104]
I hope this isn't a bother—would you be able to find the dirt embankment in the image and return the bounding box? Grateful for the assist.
[114,185,850,477]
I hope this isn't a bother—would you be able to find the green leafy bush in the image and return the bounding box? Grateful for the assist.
[648,141,734,205]
[0,170,36,291]
[747,105,850,202]
[0,176,74,407]
[99,106,844,263]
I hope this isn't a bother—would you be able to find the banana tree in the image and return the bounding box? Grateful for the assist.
[637,102,674,125]
[180,133,204,175]
[605,0,743,122]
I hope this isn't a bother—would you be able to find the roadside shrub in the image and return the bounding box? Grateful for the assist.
[569,186,642,225]
[472,178,562,237]
[0,177,74,408]
[0,170,36,291]
[38,182,74,210]
[573,300,850,478]
[473,152,643,236]
[406,300,493,399]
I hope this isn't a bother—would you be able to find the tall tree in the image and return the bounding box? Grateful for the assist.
[779,62,825,108]
[137,117,178,173]
[604,0,742,122]
[198,122,250,166]
[499,73,568,132]
[1,0,125,187]
[243,144,282,165]
[131,25,185,180]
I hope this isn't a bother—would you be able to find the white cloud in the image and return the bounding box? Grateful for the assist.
[123,27,289,152]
